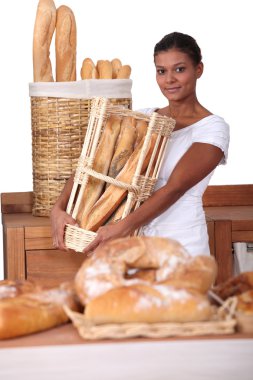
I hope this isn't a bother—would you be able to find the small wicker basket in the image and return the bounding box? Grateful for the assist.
[64,97,176,252]
[30,80,132,216]
[64,297,237,340]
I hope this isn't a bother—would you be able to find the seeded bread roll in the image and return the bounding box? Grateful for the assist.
[55,5,76,81]
[33,0,56,82]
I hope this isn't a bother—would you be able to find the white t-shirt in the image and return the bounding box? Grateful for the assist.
[139,109,230,256]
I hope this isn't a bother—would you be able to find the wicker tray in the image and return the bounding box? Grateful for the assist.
[64,299,237,340]
[64,97,176,252]
[30,80,132,217]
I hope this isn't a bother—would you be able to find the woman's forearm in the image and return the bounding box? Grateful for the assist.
[53,173,74,210]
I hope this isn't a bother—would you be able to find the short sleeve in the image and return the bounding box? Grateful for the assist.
[192,116,230,165]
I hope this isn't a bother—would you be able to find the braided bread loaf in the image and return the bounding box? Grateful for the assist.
[75,236,217,324]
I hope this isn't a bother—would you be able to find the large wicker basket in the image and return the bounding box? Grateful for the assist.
[29,80,132,216]
[64,97,176,252]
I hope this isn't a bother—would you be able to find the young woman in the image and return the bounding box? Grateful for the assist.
[51,31,229,256]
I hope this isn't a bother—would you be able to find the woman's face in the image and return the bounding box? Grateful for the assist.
[154,48,203,102]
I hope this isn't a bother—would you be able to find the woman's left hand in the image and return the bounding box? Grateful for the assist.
[82,219,133,256]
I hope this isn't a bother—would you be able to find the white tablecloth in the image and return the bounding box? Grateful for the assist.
[0,338,252,380]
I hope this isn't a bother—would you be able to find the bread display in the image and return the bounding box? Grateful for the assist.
[74,236,216,324]
[0,282,81,340]
[55,5,77,81]
[33,0,56,82]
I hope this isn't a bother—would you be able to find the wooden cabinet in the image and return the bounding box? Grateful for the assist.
[1,192,86,287]
[1,186,253,286]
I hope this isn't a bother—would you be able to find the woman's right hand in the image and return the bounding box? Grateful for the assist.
[50,205,77,251]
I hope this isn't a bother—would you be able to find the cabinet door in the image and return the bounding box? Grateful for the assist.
[26,250,86,287]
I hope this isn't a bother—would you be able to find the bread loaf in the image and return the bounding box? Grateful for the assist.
[80,58,98,79]
[82,135,157,231]
[85,284,213,324]
[0,282,81,339]
[107,116,136,181]
[55,5,76,81]
[0,280,41,300]
[213,271,253,300]
[117,65,131,79]
[33,0,56,82]
[97,60,113,79]
[74,236,215,323]
[77,116,122,227]
[111,58,122,79]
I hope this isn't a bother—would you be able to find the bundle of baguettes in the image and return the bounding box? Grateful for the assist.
[64,98,176,255]
[80,58,131,79]
[33,0,76,82]
[0,281,81,339]
[75,112,150,231]
[33,1,131,82]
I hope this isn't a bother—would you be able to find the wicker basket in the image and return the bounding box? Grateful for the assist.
[29,80,132,216]
[64,298,237,340]
[64,97,176,252]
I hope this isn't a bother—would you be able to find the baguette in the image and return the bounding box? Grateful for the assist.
[55,5,76,81]
[82,135,157,231]
[77,116,122,227]
[97,60,113,79]
[116,64,131,79]
[107,116,136,181]
[33,0,56,82]
[111,58,122,79]
[0,282,81,340]
[134,120,148,148]
[80,58,98,79]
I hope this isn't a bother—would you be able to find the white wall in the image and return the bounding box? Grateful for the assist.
[0,0,252,279]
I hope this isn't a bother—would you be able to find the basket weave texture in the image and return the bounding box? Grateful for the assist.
[64,300,236,340]
[31,96,131,216]
[64,97,176,252]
